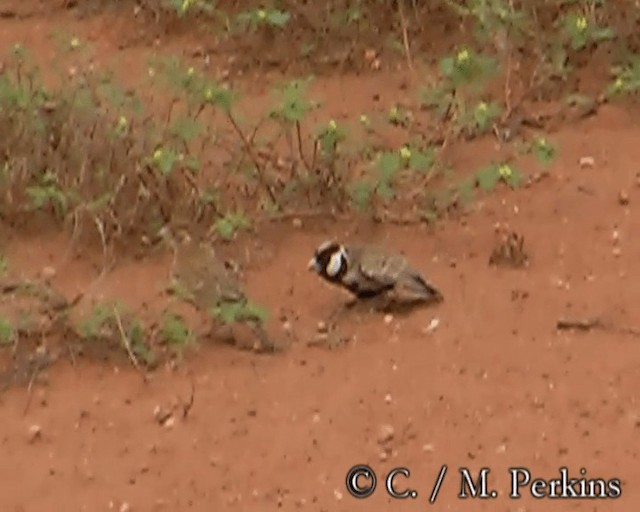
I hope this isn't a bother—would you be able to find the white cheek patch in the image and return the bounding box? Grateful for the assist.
[326,251,343,277]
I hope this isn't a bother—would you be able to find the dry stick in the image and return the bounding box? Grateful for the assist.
[23,365,41,416]
[225,111,279,206]
[556,318,640,337]
[397,0,414,74]
[182,379,196,419]
[23,353,54,416]
[89,213,110,285]
[112,307,147,382]
[295,120,313,172]
[63,207,83,265]
[556,318,601,331]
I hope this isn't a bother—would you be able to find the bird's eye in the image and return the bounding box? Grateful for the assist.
[326,252,343,277]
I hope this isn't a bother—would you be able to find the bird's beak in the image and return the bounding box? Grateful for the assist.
[308,257,319,272]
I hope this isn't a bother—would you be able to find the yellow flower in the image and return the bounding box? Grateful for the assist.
[70,37,80,49]
[359,114,369,124]
[204,87,213,101]
[498,164,512,178]
[477,101,488,112]
[328,119,337,131]
[576,16,587,32]
[117,116,127,128]
[187,67,195,77]
[400,146,411,160]
[153,148,163,161]
[456,49,470,64]
[614,77,623,91]
[258,9,267,20]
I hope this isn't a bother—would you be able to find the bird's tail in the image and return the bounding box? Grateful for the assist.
[410,273,444,303]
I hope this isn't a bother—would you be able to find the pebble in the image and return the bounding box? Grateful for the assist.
[40,266,56,281]
[384,393,392,404]
[316,321,328,333]
[612,229,620,243]
[423,318,440,334]
[384,314,393,325]
[378,424,394,444]
[618,190,630,205]
[579,156,595,168]
[28,424,42,443]
[292,218,303,229]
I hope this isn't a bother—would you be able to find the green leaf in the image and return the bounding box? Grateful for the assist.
[0,318,14,345]
[215,217,236,240]
[457,178,475,204]
[476,165,500,191]
[503,168,523,188]
[439,56,456,79]
[241,301,269,322]
[350,180,374,210]
[409,149,435,173]
[532,137,556,166]
[376,151,401,182]
[376,181,395,201]
[266,10,290,28]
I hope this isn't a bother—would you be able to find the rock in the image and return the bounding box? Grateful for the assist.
[579,156,595,168]
[28,424,42,443]
[618,190,630,205]
[40,266,56,281]
[377,424,394,444]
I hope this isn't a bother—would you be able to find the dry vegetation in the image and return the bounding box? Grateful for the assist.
[1,0,640,383]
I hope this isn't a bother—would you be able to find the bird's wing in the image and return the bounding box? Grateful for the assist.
[355,246,407,287]
[357,246,443,303]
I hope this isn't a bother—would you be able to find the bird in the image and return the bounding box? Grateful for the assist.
[308,240,443,314]
[155,225,277,353]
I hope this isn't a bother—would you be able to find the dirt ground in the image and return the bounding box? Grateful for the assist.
[2,3,640,512]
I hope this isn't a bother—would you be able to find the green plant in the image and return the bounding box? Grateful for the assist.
[476,162,522,190]
[561,11,615,50]
[235,8,291,31]
[0,254,7,276]
[606,56,640,97]
[0,317,15,346]
[160,312,193,352]
[531,136,557,166]
[209,298,269,325]
[421,47,499,138]
[214,210,251,241]
[163,0,215,17]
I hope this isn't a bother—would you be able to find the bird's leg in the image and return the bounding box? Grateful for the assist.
[326,297,358,330]
[370,292,393,314]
